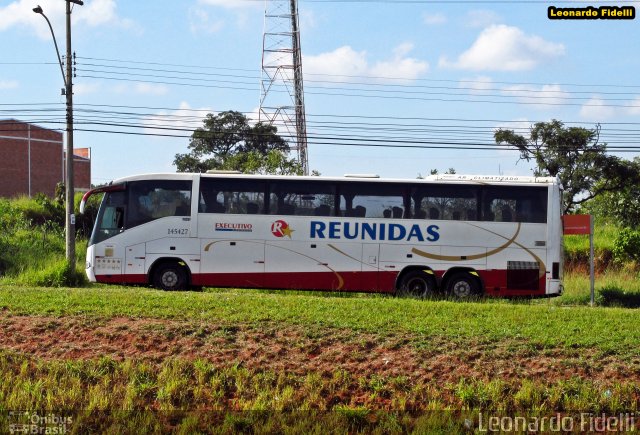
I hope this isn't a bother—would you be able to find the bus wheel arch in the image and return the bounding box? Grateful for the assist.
[149,258,191,291]
[395,266,438,298]
[443,268,483,298]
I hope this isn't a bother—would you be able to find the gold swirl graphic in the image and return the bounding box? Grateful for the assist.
[411,223,521,261]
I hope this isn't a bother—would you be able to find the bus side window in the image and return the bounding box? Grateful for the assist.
[483,186,547,223]
[199,178,267,215]
[339,183,404,218]
[412,184,478,221]
[200,189,225,213]
[269,180,336,216]
[127,180,193,228]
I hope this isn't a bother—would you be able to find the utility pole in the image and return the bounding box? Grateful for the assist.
[259,0,309,175]
[33,0,83,270]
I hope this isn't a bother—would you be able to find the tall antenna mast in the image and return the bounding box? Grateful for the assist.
[259,0,309,175]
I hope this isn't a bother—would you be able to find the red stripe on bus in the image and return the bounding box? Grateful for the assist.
[95,269,546,296]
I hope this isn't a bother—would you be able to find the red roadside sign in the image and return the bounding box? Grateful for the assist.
[562,214,593,235]
[562,214,595,305]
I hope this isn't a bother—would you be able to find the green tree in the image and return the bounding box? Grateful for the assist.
[494,119,639,214]
[582,157,640,227]
[174,111,302,175]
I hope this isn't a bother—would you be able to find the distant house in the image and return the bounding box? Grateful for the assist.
[0,119,91,198]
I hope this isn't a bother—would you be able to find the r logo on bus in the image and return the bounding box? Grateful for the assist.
[271,220,294,238]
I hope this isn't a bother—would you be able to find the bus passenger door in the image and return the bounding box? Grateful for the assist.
[200,239,265,288]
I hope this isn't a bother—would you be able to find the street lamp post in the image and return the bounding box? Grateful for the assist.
[33,1,83,271]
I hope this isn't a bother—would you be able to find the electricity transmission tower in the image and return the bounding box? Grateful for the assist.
[259,0,309,175]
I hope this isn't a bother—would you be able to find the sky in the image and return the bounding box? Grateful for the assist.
[1,0,639,184]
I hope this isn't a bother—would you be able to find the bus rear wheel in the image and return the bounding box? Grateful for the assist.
[153,262,188,291]
[397,270,436,298]
[446,273,481,298]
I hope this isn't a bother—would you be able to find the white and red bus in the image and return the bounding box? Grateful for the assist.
[80,172,564,298]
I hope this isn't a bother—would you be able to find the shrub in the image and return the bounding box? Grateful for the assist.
[612,228,640,264]
[597,285,640,308]
[11,194,64,227]
[0,195,90,286]
[21,259,87,287]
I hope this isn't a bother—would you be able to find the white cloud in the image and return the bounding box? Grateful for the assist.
[300,9,317,31]
[0,0,136,39]
[579,97,616,120]
[439,25,565,72]
[304,43,428,81]
[501,84,566,107]
[466,10,502,28]
[459,76,493,95]
[304,46,369,78]
[495,118,532,135]
[195,0,260,30]
[134,83,169,96]
[142,102,213,137]
[73,82,100,96]
[370,43,429,80]
[197,0,259,9]
[576,96,640,119]
[104,82,167,97]
[81,0,128,27]
[188,7,224,35]
[627,97,640,116]
[423,12,447,25]
[0,79,19,90]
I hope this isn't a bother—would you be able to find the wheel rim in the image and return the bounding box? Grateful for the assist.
[161,270,179,288]
[451,280,472,298]
[405,277,430,298]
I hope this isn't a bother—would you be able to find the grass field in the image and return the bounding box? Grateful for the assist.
[2,197,639,431]
[1,273,639,432]
[1,259,639,432]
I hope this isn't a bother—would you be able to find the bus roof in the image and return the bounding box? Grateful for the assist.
[106,172,559,187]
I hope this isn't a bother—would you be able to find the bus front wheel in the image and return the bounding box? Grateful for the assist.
[397,270,436,298]
[446,273,481,298]
[153,262,188,291]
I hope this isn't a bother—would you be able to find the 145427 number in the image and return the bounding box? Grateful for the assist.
[167,228,189,235]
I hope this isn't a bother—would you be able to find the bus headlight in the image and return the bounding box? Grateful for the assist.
[86,261,92,269]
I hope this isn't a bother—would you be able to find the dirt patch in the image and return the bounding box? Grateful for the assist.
[0,313,637,385]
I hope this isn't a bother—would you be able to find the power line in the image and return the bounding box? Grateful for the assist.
[76,66,640,101]
[3,118,639,152]
[71,56,640,91]
[74,73,640,109]
[5,102,640,128]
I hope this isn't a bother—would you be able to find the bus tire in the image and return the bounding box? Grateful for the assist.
[446,272,481,298]
[397,270,436,298]
[153,262,188,291]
